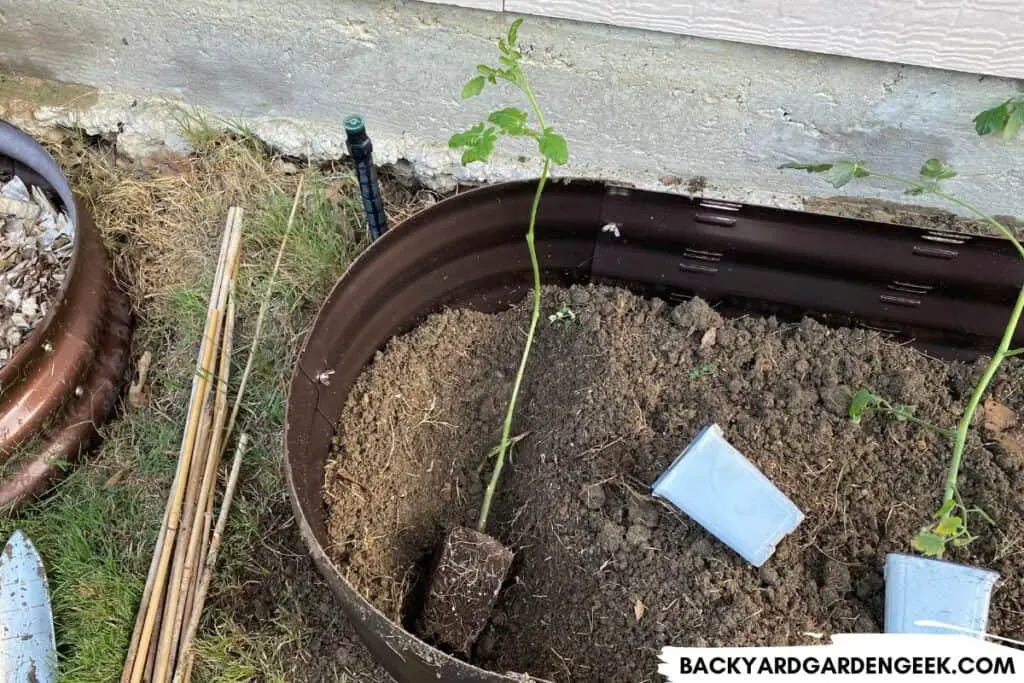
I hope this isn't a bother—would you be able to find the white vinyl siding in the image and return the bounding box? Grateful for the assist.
[422,0,1024,79]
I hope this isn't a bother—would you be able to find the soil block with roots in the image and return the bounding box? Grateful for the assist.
[420,526,514,656]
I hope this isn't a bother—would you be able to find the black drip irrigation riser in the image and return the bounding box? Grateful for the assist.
[284,178,1022,683]
[344,115,388,241]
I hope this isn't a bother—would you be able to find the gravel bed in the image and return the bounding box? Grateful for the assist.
[1,175,74,369]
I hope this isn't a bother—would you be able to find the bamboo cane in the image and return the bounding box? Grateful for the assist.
[126,179,304,679]
[173,179,305,681]
[120,477,172,683]
[171,283,237,670]
[121,211,236,683]
[166,398,216,661]
[196,487,215,590]
[124,209,239,683]
[153,209,244,683]
[143,596,164,683]
[173,434,249,683]
[170,401,214,668]
[218,176,304,462]
[194,287,235,592]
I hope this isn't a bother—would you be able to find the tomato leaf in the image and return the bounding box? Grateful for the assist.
[935,515,964,537]
[779,162,833,173]
[461,76,486,99]
[974,102,1010,136]
[461,127,498,164]
[450,123,499,164]
[448,122,484,149]
[920,158,957,181]
[539,129,569,165]
[848,388,880,424]
[488,107,530,136]
[1003,106,1023,141]
[477,65,499,84]
[911,532,947,557]
[508,17,523,46]
[827,161,870,188]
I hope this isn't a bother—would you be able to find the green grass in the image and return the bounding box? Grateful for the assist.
[0,130,385,681]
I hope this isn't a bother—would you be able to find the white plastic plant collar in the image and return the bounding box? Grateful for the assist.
[884,552,999,636]
[652,423,804,567]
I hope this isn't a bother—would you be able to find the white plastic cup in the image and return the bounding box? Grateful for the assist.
[652,423,804,566]
[884,553,999,636]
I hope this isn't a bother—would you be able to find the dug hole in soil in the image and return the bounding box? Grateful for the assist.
[325,284,1024,682]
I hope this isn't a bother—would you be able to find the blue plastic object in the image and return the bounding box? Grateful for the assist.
[884,553,998,636]
[651,423,804,566]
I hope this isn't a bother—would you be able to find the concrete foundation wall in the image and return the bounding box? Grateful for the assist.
[1,0,1022,218]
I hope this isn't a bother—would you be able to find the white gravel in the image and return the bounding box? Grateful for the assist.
[0,175,74,369]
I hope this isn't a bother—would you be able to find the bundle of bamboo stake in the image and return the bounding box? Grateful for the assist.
[121,207,248,683]
[123,178,305,682]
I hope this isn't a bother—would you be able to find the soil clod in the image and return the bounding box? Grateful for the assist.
[419,526,514,657]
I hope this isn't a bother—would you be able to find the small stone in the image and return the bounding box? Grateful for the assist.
[272,158,302,175]
[983,399,1016,433]
[699,327,717,349]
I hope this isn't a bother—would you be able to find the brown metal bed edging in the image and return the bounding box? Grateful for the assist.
[285,177,1021,683]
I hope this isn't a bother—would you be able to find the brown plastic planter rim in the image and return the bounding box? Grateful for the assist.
[0,121,132,510]
[284,178,1021,683]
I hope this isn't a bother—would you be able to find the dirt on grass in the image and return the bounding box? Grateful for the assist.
[325,284,1024,682]
[215,498,391,683]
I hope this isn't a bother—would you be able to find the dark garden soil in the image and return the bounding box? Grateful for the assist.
[324,284,1024,682]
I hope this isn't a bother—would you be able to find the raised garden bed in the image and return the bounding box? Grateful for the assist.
[285,179,1023,683]
[0,121,132,511]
